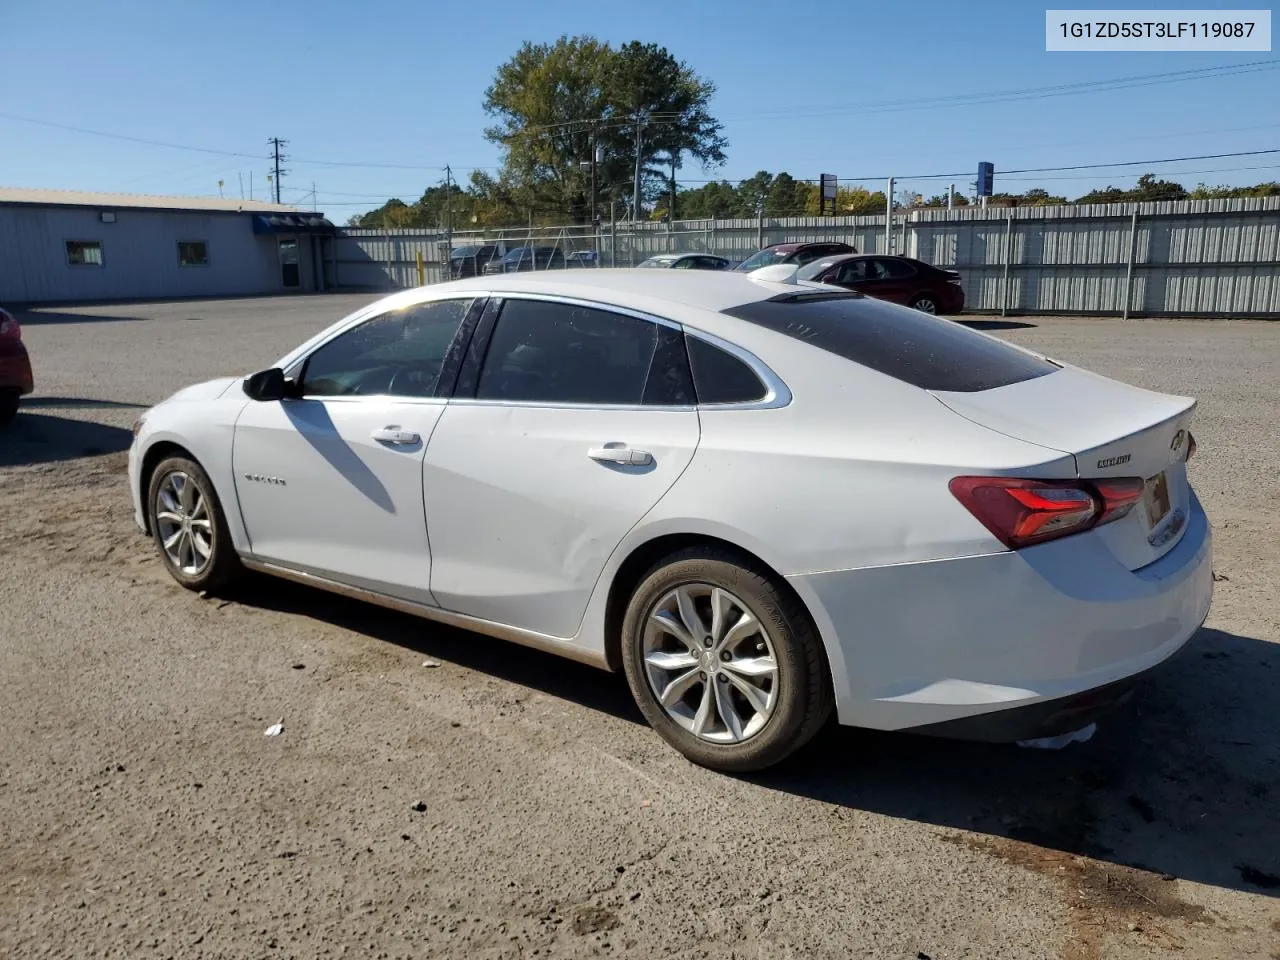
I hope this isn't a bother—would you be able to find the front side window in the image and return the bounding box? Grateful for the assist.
[301,298,472,398]
[476,299,663,405]
[178,241,209,267]
[66,240,103,266]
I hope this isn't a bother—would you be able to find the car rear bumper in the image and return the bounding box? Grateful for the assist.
[789,491,1213,736]
[0,342,34,394]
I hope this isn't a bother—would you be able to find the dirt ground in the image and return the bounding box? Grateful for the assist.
[1,295,1277,960]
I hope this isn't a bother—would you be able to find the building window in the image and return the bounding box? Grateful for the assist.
[66,241,104,267]
[178,241,210,267]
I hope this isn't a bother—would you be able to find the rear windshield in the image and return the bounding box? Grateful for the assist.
[721,293,1058,392]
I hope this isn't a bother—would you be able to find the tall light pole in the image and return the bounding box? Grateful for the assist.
[632,112,646,223]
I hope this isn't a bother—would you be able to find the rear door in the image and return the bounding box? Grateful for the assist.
[858,258,917,304]
[423,296,700,638]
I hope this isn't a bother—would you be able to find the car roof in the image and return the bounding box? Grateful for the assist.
[394,268,815,319]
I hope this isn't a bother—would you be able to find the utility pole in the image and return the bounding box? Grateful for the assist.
[311,181,317,212]
[669,154,677,224]
[444,164,454,255]
[885,177,895,254]
[947,183,955,210]
[631,112,646,223]
[268,137,289,204]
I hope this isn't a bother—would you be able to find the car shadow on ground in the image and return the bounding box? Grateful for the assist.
[20,396,148,410]
[957,318,1038,331]
[760,626,1279,901]
[12,310,146,325]
[228,574,646,725]
[221,570,1280,903]
[0,412,133,467]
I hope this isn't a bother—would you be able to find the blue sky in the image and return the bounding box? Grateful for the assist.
[3,0,1277,216]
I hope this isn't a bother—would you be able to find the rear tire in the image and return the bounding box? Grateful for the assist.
[0,391,18,425]
[910,294,939,314]
[147,455,242,593]
[620,546,833,773]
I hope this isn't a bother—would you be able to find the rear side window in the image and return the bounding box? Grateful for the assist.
[721,294,1057,393]
[477,299,667,405]
[686,336,767,404]
[874,258,916,279]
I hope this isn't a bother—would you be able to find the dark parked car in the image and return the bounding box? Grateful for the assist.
[450,244,499,278]
[796,254,965,314]
[484,246,567,274]
[733,241,855,272]
[637,253,731,271]
[0,307,34,424]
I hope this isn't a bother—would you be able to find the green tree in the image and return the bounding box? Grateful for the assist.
[482,36,726,222]
[764,172,809,216]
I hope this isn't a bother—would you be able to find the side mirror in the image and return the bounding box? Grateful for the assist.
[243,367,286,401]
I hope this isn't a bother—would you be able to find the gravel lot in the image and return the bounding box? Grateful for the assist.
[2,295,1277,960]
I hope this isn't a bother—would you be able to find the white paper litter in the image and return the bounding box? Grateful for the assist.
[264,719,284,737]
[1017,723,1095,750]
[421,659,441,668]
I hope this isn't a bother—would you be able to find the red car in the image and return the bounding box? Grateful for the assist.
[0,308,34,424]
[796,254,965,315]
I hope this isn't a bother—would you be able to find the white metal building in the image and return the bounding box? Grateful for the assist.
[0,188,335,304]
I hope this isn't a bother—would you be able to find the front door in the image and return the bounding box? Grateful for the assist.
[423,296,701,638]
[279,239,301,288]
[232,297,476,603]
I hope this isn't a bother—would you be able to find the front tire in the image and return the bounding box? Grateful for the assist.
[620,546,833,773]
[147,455,242,592]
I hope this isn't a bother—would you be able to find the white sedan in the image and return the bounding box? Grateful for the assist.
[128,267,1213,771]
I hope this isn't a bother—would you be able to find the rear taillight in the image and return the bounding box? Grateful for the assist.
[949,476,1143,550]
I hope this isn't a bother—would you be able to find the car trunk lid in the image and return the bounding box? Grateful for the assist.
[933,365,1196,570]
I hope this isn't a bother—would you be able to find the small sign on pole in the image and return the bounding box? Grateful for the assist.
[977,161,995,198]
[820,173,838,216]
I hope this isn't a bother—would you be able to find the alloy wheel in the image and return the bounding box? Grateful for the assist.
[154,471,214,577]
[913,297,938,314]
[642,583,779,744]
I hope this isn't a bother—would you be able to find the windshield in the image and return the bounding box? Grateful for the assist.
[451,245,484,258]
[503,247,530,261]
[796,259,840,281]
[639,257,675,268]
[734,248,789,272]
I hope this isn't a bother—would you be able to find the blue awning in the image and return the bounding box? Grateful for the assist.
[251,212,335,235]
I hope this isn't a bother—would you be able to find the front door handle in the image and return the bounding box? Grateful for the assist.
[588,444,653,466]
[371,426,421,445]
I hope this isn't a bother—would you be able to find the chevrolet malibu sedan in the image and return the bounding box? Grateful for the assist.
[128,268,1212,772]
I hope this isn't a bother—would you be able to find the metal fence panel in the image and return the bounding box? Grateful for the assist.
[330,197,1280,316]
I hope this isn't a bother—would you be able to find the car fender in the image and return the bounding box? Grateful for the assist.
[133,388,252,553]
[572,515,853,708]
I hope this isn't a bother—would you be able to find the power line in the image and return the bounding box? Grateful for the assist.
[721,59,1280,123]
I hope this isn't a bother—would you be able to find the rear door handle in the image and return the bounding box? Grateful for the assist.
[588,444,653,466]
[371,426,421,445]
